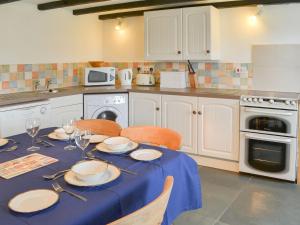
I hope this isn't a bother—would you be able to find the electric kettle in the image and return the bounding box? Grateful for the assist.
[118,68,133,86]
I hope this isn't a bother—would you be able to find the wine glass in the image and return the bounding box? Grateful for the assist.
[62,119,76,151]
[25,118,41,151]
[74,129,91,159]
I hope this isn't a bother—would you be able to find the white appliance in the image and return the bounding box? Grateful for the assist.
[118,69,133,86]
[84,67,116,86]
[84,94,128,128]
[239,95,298,181]
[160,71,187,88]
[0,101,50,137]
[136,73,155,86]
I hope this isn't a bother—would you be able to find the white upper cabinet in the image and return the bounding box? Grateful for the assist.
[183,6,220,60]
[144,6,219,61]
[197,98,239,161]
[144,9,182,61]
[162,95,197,154]
[129,93,161,126]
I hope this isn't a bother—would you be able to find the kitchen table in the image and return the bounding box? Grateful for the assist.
[0,128,202,225]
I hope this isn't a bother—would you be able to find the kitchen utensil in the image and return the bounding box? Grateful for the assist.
[103,137,131,151]
[160,71,187,88]
[64,164,121,187]
[52,182,87,202]
[8,189,59,213]
[43,169,70,180]
[96,141,138,154]
[85,152,137,175]
[71,160,107,182]
[130,149,162,161]
[25,118,41,151]
[136,73,155,86]
[118,68,133,85]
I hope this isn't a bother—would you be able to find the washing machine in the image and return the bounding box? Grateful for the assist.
[84,93,128,128]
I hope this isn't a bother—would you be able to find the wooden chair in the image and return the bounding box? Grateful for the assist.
[75,119,122,136]
[108,176,174,225]
[120,126,181,150]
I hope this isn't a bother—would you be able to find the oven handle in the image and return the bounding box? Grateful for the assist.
[244,108,294,116]
[244,133,292,143]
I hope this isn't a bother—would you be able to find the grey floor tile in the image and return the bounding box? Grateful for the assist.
[174,211,216,225]
[220,176,300,225]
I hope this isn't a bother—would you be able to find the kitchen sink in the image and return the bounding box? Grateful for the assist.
[38,89,59,94]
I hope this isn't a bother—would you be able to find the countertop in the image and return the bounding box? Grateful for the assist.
[0,85,299,107]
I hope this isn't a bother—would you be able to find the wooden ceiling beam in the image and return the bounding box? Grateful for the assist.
[38,0,110,11]
[0,0,20,5]
[74,0,208,15]
[97,0,300,19]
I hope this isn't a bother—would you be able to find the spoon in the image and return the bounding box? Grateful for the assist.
[0,145,18,153]
[42,169,70,180]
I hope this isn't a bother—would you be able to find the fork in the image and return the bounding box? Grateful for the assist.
[52,182,87,202]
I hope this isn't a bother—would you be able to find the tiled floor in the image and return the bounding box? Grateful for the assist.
[174,166,300,225]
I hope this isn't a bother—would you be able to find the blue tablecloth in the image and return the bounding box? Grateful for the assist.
[0,128,202,225]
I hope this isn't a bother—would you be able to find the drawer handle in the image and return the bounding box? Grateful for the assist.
[206,50,210,54]
[177,50,181,54]
[198,111,202,115]
[156,107,160,111]
[192,111,197,115]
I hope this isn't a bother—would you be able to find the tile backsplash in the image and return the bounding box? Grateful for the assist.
[0,61,252,94]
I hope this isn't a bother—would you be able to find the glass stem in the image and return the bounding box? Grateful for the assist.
[32,136,35,147]
[68,134,71,146]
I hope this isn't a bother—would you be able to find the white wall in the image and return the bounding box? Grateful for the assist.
[0,2,103,64]
[102,16,144,62]
[101,3,300,63]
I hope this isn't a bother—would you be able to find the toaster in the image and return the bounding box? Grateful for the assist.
[136,73,155,86]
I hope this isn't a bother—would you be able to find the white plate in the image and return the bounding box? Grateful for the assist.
[89,135,109,144]
[96,141,139,154]
[130,149,162,161]
[8,189,59,213]
[48,132,68,141]
[0,138,8,147]
[64,164,121,187]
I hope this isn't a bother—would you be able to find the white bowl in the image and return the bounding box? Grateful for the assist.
[104,137,131,151]
[54,128,68,139]
[71,160,107,182]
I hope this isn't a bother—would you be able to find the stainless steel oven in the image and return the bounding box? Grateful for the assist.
[239,95,298,181]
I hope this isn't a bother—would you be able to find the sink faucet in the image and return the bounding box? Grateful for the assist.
[45,78,52,90]
[33,80,40,91]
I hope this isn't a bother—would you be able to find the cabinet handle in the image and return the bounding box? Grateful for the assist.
[206,50,210,54]
[198,111,202,115]
[177,50,181,54]
[156,107,160,111]
[192,111,196,115]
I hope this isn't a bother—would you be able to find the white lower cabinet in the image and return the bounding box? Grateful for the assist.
[49,94,83,127]
[129,93,161,126]
[0,101,51,137]
[129,93,239,161]
[162,95,197,154]
[197,97,239,161]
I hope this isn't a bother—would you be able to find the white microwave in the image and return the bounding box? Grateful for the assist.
[84,67,116,86]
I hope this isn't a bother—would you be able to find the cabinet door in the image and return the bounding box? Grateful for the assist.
[197,98,239,161]
[129,93,161,126]
[144,9,182,60]
[183,6,219,60]
[50,104,83,127]
[162,95,197,154]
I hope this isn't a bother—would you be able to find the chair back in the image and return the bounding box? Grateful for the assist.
[120,126,181,150]
[75,119,122,136]
[108,176,174,225]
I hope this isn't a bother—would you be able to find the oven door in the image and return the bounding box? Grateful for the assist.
[239,132,297,181]
[240,106,298,137]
